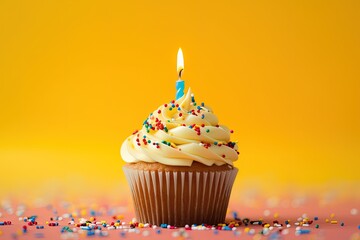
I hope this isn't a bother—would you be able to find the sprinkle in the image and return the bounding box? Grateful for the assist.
[206,129,210,133]
[201,114,205,119]
[315,224,319,228]
[230,130,234,133]
[169,107,173,111]
[222,154,226,158]
[214,141,218,145]
[157,110,161,114]
[164,104,168,107]
[296,229,311,235]
[330,221,338,224]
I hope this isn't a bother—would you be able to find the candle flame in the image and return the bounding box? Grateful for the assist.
[177,48,184,79]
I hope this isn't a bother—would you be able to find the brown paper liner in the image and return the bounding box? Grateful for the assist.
[123,165,238,226]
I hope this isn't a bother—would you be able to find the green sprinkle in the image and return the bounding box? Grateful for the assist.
[148,140,151,143]
[206,129,210,133]
[164,127,168,132]
[214,141,218,145]
[169,107,173,111]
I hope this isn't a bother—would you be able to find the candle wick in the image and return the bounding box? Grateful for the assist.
[178,69,183,80]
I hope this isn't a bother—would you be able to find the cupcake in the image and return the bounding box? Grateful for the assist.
[121,88,239,226]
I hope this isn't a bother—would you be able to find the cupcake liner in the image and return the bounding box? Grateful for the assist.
[123,165,238,226]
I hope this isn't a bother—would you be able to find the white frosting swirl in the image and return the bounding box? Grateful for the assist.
[121,89,239,166]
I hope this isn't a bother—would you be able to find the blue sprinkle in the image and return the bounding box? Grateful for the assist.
[87,231,95,236]
[214,141,218,145]
[223,226,231,231]
[297,229,311,234]
[120,232,126,237]
[160,223,168,228]
[214,229,219,235]
[197,106,201,110]
[358,225,360,230]
[232,211,238,219]
[201,114,205,119]
[156,229,161,234]
[177,107,181,110]
[34,233,44,238]
[90,210,96,216]
[201,102,205,107]
[314,216,319,221]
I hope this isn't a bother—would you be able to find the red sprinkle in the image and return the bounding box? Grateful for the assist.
[230,130,234,133]
[157,110,161,114]
[222,154,226,158]
[164,104,168,107]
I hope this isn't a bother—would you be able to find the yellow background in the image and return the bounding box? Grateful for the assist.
[1,0,359,200]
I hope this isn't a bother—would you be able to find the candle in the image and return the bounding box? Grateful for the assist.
[176,48,185,100]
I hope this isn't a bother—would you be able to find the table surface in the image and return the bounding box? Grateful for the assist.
[0,197,359,240]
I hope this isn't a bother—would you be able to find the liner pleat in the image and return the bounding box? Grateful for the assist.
[123,166,238,226]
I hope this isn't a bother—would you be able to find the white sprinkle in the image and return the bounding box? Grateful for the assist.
[350,208,358,215]
[152,225,157,229]
[263,210,271,217]
[286,224,291,228]
[295,226,301,231]
[142,230,150,237]
[282,229,289,235]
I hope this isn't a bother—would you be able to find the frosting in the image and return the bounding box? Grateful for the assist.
[120,89,239,166]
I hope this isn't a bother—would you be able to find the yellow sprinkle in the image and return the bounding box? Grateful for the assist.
[80,209,87,216]
[264,224,270,228]
[0,230,2,236]
[89,217,95,222]
[244,227,250,232]
[139,223,144,228]
[117,215,124,220]
[330,213,335,218]
[274,213,279,218]
[331,221,338,224]
[235,223,239,227]
[325,219,329,223]
[46,221,49,225]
